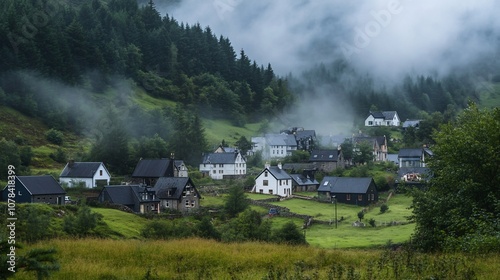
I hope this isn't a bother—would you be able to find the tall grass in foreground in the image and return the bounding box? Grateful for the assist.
[12,238,500,279]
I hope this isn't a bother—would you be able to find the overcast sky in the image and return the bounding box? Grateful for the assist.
[157,0,500,136]
[162,0,500,81]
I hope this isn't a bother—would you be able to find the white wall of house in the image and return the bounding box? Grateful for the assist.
[60,164,110,188]
[254,169,292,197]
[199,154,247,180]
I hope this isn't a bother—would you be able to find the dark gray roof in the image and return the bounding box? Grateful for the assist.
[371,111,385,118]
[257,166,291,180]
[101,185,137,205]
[131,159,173,178]
[295,130,316,140]
[353,136,376,146]
[398,148,422,158]
[17,176,66,195]
[202,153,238,164]
[282,163,316,171]
[309,150,340,162]
[101,185,159,205]
[151,177,198,199]
[382,111,397,120]
[318,177,374,194]
[290,174,319,186]
[60,162,104,178]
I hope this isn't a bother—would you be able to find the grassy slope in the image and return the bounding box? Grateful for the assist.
[91,208,149,239]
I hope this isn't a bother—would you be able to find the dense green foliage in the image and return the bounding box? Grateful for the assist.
[223,185,250,218]
[410,104,500,252]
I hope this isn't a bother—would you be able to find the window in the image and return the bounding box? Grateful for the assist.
[191,200,195,207]
[358,195,363,201]
[99,170,103,176]
[371,194,375,201]
[219,164,224,167]
[259,189,263,194]
[185,200,189,206]
[264,171,268,177]
[368,121,373,125]
[219,170,223,174]
[269,189,273,195]
[279,180,282,186]
[165,201,169,208]
[263,180,268,186]
[346,194,351,201]
[213,170,216,174]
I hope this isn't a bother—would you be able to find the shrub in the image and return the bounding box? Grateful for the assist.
[380,204,389,214]
[357,211,365,222]
[45,128,64,145]
[368,218,376,227]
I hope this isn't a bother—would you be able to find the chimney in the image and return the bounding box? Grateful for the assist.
[265,162,270,169]
[278,162,282,170]
[170,152,176,177]
[68,159,75,168]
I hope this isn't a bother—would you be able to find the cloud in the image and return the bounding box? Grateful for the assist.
[164,0,500,81]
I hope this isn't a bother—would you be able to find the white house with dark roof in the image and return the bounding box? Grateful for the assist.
[265,134,297,159]
[2,175,66,205]
[59,161,110,188]
[253,163,292,197]
[365,111,400,127]
[199,151,246,180]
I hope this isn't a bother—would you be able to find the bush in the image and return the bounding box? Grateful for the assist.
[45,129,64,145]
[380,204,389,214]
[368,218,376,227]
[50,148,67,163]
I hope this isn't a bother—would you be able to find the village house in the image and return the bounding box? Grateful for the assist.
[365,111,401,127]
[289,173,319,192]
[352,135,388,162]
[318,177,378,206]
[98,185,160,214]
[199,150,246,180]
[2,175,66,205]
[59,161,111,188]
[150,177,201,212]
[131,157,187,186]
[309,149,345,172]
[253,163,292,197]
[398,147,433,168]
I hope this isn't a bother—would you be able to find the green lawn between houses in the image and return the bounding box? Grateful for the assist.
[91,192,415,248]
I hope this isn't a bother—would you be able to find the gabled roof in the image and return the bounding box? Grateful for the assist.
[60,162,106,178]
[382,111,397,120]
[101,185,159,205]
[318,177,374,194]
[352,136,376,146]
[290,174,319,186]
[202,152,240,164]
[369,111,398,120]
[151,177,198,199]
[101,185,137,205]
[257,166,291,181]
[309,150,340,162]
[398,148,423,158]
[131,159,173,178]
[295,130,316,140]
[17,176,66,195]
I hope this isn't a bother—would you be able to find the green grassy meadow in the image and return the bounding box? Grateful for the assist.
[12,238,500,279]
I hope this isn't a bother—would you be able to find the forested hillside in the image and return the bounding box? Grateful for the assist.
[0,0,498,175]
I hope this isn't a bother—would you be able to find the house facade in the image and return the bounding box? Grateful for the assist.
[98,185,160,214]
[151,177,201,212]
[365,111,400,127]
[352,135,388,162]
[253,163,292,197]
[318,177,378,206]
[199,151,246,180]
[59,161,111,188]
[2,175,66,205]
[309,149,345,172]
[398,147,433,168]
